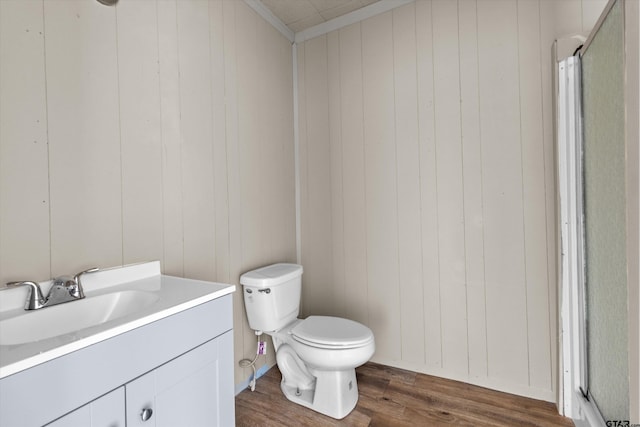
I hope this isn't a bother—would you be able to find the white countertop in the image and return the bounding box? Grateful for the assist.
[0,261,235,379]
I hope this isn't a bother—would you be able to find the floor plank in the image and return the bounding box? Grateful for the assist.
[235,362,574,427]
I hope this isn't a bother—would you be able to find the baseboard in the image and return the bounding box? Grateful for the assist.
[235,362,274,396]
[236,358,556,405]
[374,358,556,404]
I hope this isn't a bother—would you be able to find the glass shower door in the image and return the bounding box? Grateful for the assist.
[580,0,629,421]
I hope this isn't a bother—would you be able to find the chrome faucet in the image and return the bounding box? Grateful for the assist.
[6,267,99,310]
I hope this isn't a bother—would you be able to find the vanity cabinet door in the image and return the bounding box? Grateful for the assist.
[46,387,124,427]
[126,330,234,427]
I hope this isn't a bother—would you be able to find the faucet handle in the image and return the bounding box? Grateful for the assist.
[71,267,99,298]
[73,267,99,282]
[6,281,46,310]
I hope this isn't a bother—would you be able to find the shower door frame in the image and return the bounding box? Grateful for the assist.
[557,53,606,427]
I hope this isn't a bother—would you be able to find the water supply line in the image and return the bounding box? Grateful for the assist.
[239,332,263,391]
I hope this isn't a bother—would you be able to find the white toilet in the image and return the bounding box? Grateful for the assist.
[240,263,375,419]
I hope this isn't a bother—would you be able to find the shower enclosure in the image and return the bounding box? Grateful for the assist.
[557,0,638,424]
[581,0,628,421]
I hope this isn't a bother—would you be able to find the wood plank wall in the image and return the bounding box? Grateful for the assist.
[297,0,607,402]
[0,0,296,387]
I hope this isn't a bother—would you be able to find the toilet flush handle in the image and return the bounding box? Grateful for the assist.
[258,288,271,294]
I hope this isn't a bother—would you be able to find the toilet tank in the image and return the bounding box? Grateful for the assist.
[240,263,303,332]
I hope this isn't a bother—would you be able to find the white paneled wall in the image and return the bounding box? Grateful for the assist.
[0,1,50,283]
[0,0,609,399]
[298,0,607,401]
[0,0,295,387]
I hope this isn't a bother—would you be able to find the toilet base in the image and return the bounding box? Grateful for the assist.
[280,368,359,419]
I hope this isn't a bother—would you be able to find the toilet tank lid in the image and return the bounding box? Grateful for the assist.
[240,263,303,288]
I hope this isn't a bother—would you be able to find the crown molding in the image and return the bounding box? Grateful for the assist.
[244,0,295,43]
[294,0,413,43]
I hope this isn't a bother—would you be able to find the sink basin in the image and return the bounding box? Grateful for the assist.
[0,290,159,346]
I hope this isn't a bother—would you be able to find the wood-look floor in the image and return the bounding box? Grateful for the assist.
[235,362,574,427]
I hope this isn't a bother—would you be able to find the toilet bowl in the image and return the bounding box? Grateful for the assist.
[276,316,374,370]
[240,264,375,419]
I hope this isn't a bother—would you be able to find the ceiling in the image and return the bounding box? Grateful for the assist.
[259,0,380,33]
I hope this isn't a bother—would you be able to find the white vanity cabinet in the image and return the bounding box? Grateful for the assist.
[0,291,234,427]
[125,331,233,427]
[48,329,233,427]
[47,387,126,427]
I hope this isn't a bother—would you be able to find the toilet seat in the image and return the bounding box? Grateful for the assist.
[290,316,373,349]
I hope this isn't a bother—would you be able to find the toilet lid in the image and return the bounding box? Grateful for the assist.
[291,316,373,349]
